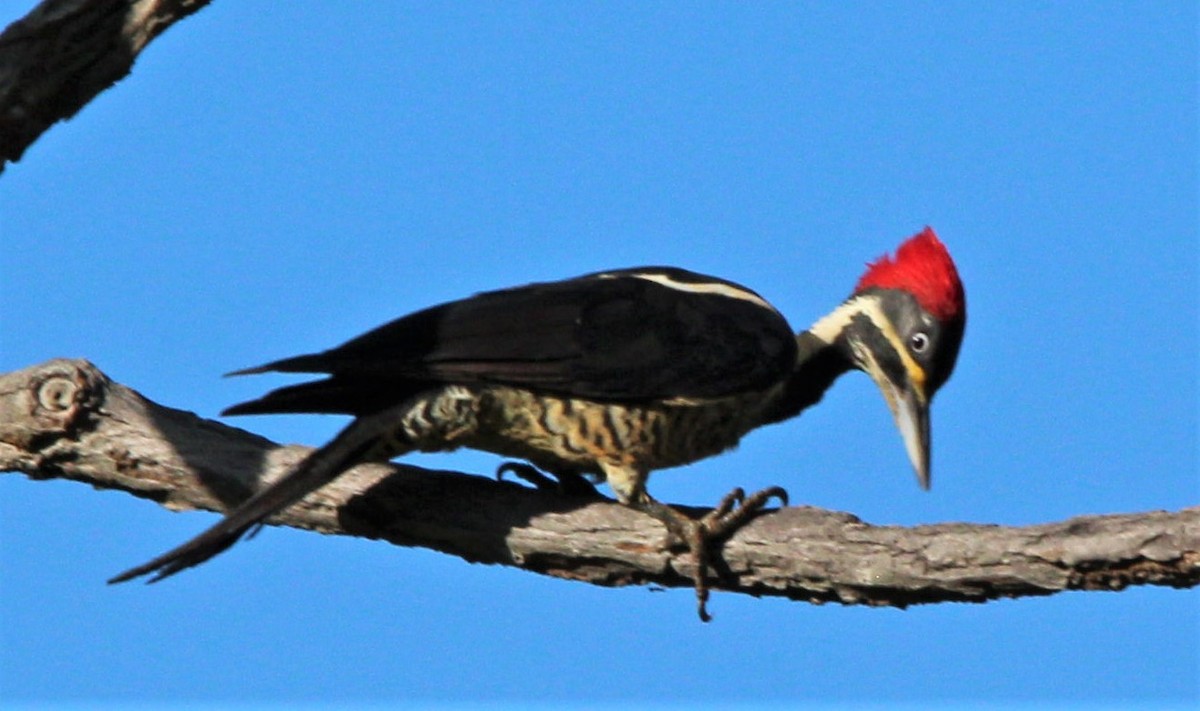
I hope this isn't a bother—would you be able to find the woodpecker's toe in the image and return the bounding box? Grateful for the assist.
[627,487,787,622]
[496,462,602,499]
[496,462,555,490]
[633,502,716,622]
[701,485,789,541]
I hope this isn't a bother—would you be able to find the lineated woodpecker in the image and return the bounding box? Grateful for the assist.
[110,227,966,620]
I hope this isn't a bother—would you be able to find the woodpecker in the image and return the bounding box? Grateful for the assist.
[110,227,965,620]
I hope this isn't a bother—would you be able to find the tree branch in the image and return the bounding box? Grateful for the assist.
[3,358,1197,608]
[0,0,212,173]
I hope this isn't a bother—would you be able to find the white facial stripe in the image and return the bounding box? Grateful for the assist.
[807,298,865,345]
[810,295,927,399]
[854,337,899,412]
[856,297,928,400]
[607,271,776,311]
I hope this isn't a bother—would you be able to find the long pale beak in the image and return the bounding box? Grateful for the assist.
[861,356,932,489]
[892,384,931,489]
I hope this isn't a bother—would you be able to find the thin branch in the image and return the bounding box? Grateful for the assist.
[0,0,212,173]
[2,358,1198,608]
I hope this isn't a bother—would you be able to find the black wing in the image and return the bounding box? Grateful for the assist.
[224,267,797,416]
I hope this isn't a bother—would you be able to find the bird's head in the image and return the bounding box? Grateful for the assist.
[812,227,966,489]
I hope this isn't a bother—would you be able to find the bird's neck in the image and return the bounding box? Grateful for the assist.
[760,299,864,424]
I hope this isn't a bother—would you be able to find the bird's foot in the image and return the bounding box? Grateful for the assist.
[636,485,788,622]
[496,462,602,499]
[700,485,789,542]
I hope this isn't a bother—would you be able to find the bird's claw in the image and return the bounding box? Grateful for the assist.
[496,461,556,490]
[701,485,789,541]
[636,485,789,623]
[688,485,788,621]
[496,461,602,499]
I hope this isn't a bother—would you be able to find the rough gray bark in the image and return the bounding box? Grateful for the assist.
[0,0,211,173]
[3,358,1197,608]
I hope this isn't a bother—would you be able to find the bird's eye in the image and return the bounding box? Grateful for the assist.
[910,332,930,354]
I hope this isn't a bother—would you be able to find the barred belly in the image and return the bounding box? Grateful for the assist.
[467,385,769,475]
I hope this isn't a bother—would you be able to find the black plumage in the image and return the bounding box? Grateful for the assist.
[225,267,797,417]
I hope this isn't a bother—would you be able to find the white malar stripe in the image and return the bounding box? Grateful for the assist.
[819,295,927,395]
[616,271,776,311]
[808,297,868,345]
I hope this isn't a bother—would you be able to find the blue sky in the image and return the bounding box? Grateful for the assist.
[1,2,1196,707]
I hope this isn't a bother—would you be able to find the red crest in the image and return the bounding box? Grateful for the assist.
[854,227,965,323]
